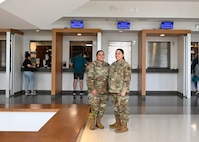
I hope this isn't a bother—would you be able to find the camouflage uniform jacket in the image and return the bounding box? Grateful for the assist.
[108,60,131,94]
[86,60,110,94]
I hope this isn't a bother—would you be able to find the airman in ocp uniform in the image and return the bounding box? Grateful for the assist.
[108,48,131,133]
[86,50,110,130]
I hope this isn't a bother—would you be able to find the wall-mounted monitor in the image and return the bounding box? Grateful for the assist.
[161,21,174,29]
[117,21,130,29]
[71,20,84,28]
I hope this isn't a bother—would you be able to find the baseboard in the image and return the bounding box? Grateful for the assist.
[146,91,179,96]
[0,90,5,94]
[0,90,186,98]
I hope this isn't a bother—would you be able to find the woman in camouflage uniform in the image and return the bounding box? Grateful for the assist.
[86,50,110,130]
[108,48,131,133]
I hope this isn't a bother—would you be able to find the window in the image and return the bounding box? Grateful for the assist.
[29,41,52,68]
[0,40,6,67]
[147,42,170,68]
[70,41,92,62]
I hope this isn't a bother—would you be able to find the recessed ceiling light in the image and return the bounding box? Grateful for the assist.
[85,44,92,46]
[77,33,82,36]
[160,34,165,37]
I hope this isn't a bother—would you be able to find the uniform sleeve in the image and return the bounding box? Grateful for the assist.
[86,63,95,91]
[121,63,131,92]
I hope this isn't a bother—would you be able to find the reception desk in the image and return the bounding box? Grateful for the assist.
[0,67,180,94]
[23,68,179,93]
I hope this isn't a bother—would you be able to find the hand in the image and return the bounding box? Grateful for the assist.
[121,92,126,96]
[69,63,73,69]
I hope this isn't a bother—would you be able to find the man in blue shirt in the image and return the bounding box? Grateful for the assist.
[70,51,87,99]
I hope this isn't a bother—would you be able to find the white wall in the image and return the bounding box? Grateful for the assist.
[177,36,185,94]
[34,72,51,90]
[102,31,138,68]
[22,30,52,52]
[146,74,177,91]
[191,33,199,41]
[0,72,6,90]
[67,1,199,20]
[12,34,23,93]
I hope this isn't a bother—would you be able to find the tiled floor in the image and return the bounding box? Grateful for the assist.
[81,114,199,142]
[1,93,199,114]
[0,93,199,142]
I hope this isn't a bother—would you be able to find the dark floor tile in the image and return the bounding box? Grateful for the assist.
[0,93,199,114]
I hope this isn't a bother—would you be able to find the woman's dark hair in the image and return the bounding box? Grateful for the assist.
[25,51,31,58]
[116,48,125,60]
[96,50,104,56]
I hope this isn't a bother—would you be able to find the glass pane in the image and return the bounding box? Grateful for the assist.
[70,41,92,62]
[147,42,170,68]
[0,40,6,67]
[29,41,52,68]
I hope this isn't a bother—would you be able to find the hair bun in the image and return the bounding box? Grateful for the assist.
[25,51,30,58]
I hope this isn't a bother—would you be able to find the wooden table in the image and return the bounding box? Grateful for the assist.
[0,104,90,142]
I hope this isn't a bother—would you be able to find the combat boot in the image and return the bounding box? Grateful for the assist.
[109,115,121,129]
[89,115,96,130]
[96,115,104,129]
[115,121,128,133]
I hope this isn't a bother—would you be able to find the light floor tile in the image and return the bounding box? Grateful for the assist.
[80,114,199,142]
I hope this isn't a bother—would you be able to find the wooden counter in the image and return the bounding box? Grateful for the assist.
[0,104,90,142]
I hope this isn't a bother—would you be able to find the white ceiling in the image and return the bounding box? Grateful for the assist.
[0,0,89,30]
[1,0,199,30]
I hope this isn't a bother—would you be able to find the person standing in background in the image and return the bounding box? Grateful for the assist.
[194,63,199,95]
[192,54,198,73]
[23,51,37,95]
[70,51,87,99]
[108,48,131,133]
[86,50,110,130]
[191,54,199,95]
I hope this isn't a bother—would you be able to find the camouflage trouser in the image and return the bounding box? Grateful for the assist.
[110,93,130,122]
[88,93,108,117]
